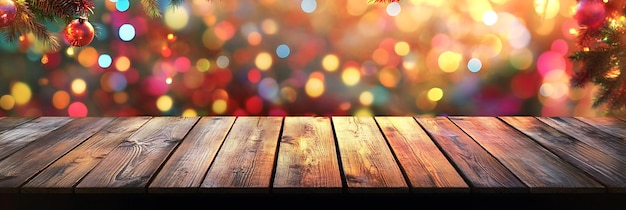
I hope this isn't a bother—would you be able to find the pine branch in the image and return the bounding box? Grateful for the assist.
[141,0,161,18]
[7,0,61,50]
[140,0,189,19]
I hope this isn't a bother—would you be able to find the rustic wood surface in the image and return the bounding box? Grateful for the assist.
[376,116,468,193]
[0,116,624,195]
[74,117,199,193]
[21,117,151,193]
[149,117,235,193]
[415,117,527,193]
[500,117,626,193]
[273,116,342,193]
[200,117,283,193]
[450,117,604,193]
[332,116,408,193]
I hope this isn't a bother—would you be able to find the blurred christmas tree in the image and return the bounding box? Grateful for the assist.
[570,0,626,113]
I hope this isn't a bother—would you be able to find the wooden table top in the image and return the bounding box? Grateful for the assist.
[0,116,624,196]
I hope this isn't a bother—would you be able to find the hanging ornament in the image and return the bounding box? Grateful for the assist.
[574,0,607,30]
[63,17,95,47]
[0,0,17,28]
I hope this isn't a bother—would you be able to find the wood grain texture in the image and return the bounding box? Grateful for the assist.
[75,117,199,193]
[0,117,33,133]
[537,117,626,161]
[0,117,73,161]
[376,116,469,193]
[500,117,626,193]
[273,116,342,193]
[415,117,527,193]
[451,117,604,193]
[149,117,236,193]
[21,117,151,193]
[0,118,113,193]
[200,117,283,193]
[332,116,408,193]
[574,117,626,139]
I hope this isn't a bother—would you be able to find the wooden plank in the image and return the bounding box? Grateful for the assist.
[21,117,151,193]
[0,117,73,161]
[574,117,626,139]
[74,117,199,193]
[200,117,283,193]
[332,116,408,193]
[537,117,626,161]
[0,117,33,133]
[148,117,236,193]
[450,117,604,193]
[0,117,113,193]
[273,116,342,193]
[376,116,469,193]
[415,117,527,193]
[500,116,626,193]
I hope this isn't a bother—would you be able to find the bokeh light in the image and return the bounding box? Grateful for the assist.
[0,1,609,117]
[118,24,136,41]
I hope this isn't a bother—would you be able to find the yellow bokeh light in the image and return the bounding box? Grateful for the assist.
[212,99,228,114]
[77,47,98,68]
[342,67,361,86]
[353,108,373,116]
[379,67,401,88]
[305,77,325,98]
[52,91,70,110]
[115,56,131,72]
[164,6,190,31]
[322,54,340,72]
[394,41,410,56]
[468,0,493,22]
[427,87,444,101]
[359,91,374,106]
[11,82,31,105]
[255,52,273,71]
[0,95,15,110]
[66,47,75,57]
[534,0,560,20]
[156,95,174,112]
[182,108,198,117]
[196,58,211,72]
[347,0,368,16]
[438,51,462,73]
[71,79,87,95]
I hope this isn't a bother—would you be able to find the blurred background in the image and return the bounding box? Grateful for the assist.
[0,0,611,117]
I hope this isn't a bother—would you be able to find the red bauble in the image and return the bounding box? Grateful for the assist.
[64,18,95,47]
[0,0,17,28]
[574,0,607,30]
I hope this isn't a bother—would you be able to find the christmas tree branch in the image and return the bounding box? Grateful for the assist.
[1,0,197,52]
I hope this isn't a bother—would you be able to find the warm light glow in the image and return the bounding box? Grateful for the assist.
[11,82,31,105]
[342,67,361,86]
[157,95,174,112]
[255,52,273,71]
[71,79,87,95]
[305,77,325,98]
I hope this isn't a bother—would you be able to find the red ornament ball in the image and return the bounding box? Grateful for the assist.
[574,0,607,30]
[64,18,95,47]
[0,0,17,28]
